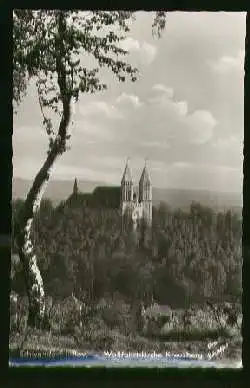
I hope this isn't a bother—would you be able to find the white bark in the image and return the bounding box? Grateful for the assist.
[15,11,71,328]
[17,167,53,327]
[16,142,65,328]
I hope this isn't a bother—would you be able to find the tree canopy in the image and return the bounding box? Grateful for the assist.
[12,199,242,307]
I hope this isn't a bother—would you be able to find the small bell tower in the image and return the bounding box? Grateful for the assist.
[73,178,78,195]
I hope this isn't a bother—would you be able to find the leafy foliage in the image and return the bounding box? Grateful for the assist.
[12,198,242,307]
[11,195,242,352]
[13,10,139,149]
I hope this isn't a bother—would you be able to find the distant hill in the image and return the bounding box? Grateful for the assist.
[12,177,242,213]
[12,177,106,206]
[152,187,242,214]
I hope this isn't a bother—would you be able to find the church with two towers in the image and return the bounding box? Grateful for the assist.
[71,158,152,233]
[120,159,152,231]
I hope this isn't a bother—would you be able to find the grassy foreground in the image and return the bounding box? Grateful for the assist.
[9,296,242,362]
[9,328,242,362]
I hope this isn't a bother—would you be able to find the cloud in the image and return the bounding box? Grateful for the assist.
[72,119,117,144]
[120,37,157,64]
[140,141,170,149]
[207,50,244,75]
[149,92,188,117]
[148,84,216,144]
[141,42,157,64]
[151,160,168,172]
[78,100,122,120]
[211,135,242,149]
[185,110,217,144]
[121,36,140,51]
[89,155,122,168]
[152,84,174,98]
[13,12,244,193]
[175,101,188,116]
[172,161,192,169]
[152,84,188,116]
[54,164,98,180]
[116,92,143,109]
[168,161,240,179]
[54,155,122,183]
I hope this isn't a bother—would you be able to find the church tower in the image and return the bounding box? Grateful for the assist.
[139,159,152,226]
[120,158,152,238]
[121,158,134,217]
[73,178,78,195]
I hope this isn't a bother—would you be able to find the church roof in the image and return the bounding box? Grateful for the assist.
[121,159,133,183]
[139,161,151,184]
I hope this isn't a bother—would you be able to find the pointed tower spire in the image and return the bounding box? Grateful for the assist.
[121,157,133,183]
[139,158,152,226]
[139,157,151,186]
[73,177,78,195]
[121,157,133,203]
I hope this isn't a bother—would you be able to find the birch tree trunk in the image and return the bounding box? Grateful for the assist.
[15,11,71,329]
[16,132,70,328]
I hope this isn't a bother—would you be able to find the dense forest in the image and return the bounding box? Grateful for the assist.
[10,194,242,355]
[11,194,242,307]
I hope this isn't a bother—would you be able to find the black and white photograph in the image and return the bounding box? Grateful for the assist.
[11,10,244,368]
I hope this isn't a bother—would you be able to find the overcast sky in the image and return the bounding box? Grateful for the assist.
[13,12,246,193]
